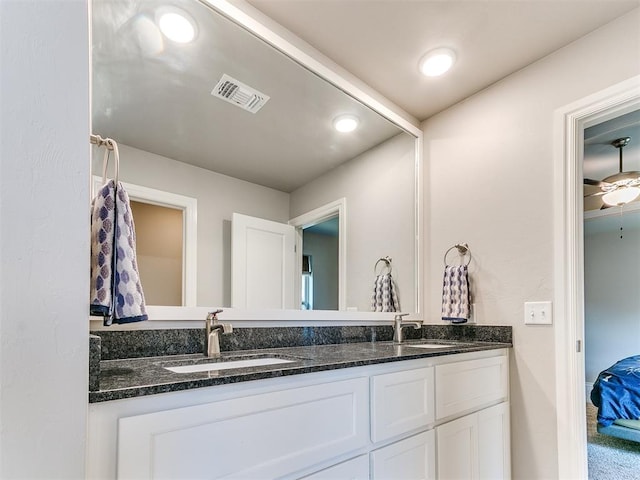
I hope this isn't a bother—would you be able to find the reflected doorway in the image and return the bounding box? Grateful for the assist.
[301,216,339,310]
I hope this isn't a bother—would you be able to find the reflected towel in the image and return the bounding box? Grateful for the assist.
[441,265,470,323]
[90,180,147,325]
[372,273,400,312]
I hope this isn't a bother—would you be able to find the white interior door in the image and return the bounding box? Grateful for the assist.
[231,213,296,309]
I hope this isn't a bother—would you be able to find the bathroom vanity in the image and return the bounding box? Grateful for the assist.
[87,330,511,479]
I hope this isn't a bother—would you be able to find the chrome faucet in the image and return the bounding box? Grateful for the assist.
[205,309,233,357]
[393,313,422,344]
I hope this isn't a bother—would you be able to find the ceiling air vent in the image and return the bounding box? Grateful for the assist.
[211,74,270,113]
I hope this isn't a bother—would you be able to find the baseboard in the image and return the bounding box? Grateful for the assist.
[585,382,594,404]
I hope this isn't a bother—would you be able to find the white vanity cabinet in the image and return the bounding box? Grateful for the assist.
[437,402,511,480]
[435,354,511,480]
[87,348,510,480]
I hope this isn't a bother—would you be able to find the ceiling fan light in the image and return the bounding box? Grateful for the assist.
[602,186,640,206]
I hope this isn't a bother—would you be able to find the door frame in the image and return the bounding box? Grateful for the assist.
[553,75,640,479]
[289,198,347,311]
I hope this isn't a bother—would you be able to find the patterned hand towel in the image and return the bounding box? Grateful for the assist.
[90,180,147,325]
[371,273,401,312]
[441,265,470,323]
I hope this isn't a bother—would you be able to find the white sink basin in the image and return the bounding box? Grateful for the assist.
[406,343,460,349]
[165,357,295,374]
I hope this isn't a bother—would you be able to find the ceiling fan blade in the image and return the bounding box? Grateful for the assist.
[584,191,606,198]
[584,178,609,187]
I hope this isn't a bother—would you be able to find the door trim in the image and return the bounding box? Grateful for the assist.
[553,75,640,479]
[290,198,347,311]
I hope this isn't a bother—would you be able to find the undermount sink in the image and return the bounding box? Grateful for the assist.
[405,342,468,349]
[163,357,296,374]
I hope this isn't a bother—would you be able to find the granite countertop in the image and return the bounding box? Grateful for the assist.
[90,339,511,403]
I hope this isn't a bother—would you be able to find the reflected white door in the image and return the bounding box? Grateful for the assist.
[231,213,296,309]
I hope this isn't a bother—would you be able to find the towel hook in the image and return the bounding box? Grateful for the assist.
[374,256,392,275]
[443,243,471,267]
[94,136,120,185]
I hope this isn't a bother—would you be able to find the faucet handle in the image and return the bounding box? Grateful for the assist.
[207,309,224,321]
[394,313,410,321]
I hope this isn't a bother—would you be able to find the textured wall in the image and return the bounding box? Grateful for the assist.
[0,0,89,477]
[422,9,640,479]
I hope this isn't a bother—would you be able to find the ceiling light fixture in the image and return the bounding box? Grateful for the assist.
[602,186,640,206]
[158,10,196,44]
[419,47,456,77]
[333,114,359,133]
[585,137,640,207]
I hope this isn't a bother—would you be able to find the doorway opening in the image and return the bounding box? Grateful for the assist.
[554,75,640,479]
[290,198,346,311]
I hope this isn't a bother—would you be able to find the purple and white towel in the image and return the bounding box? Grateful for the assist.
[441,265,470,323]
[90,180,147,325]
[372,273,401,312]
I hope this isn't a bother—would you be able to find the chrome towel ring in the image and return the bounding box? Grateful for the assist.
[444,243,471,267]
[374,256,392,275]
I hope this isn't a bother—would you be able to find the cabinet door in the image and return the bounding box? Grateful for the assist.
[437,413,478,480]
[371,366,435,442]
[478,402,511,480]
[370,430,436,480]
[117,377,369,479]
[301,455,369,480]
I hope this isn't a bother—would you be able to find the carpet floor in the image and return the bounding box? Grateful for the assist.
[586,403,640,479]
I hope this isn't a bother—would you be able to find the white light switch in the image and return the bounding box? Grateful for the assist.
[524,301,553,325]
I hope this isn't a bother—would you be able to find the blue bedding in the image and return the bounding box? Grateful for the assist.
[591,355,640,427]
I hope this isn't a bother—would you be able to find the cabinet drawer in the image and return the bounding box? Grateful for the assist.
[371,366,434,442]
[370,430,436,480]
[117,377,369,479]
[435,355,507,420]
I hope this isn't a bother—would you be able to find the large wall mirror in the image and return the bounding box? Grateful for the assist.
[90,0,421,320]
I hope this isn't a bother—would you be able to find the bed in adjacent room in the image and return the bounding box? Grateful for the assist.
[590,355,640,443]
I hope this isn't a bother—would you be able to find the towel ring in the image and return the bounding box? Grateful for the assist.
[444,243,472,267]
[374,256,392,275]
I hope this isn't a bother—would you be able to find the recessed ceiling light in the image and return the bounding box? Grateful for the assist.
[158,10,196,44]
[333,115,359,133]
[419,47,456,77]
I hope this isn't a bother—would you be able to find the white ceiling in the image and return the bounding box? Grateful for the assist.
[246,0,640,120]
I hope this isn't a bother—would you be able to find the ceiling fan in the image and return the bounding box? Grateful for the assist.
[584,136,640,207]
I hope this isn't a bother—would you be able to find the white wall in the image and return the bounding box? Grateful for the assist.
[0,0,89,478]
[93,144,291,307]
[291,133,416,312]
[584,212,640,383]
[423,8,640,479]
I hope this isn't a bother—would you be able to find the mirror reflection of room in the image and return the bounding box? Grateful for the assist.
[90,0,418,311]
[302,216,339,310]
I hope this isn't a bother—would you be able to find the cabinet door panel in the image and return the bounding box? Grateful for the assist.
[478,402,511,480]
[435,355,507,420]
[370,430,436,480]
[437,413,478,480]
[371,367,435,442]
[117,377,369,479]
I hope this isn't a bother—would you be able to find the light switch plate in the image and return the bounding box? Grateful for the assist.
[524,301,553,325]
